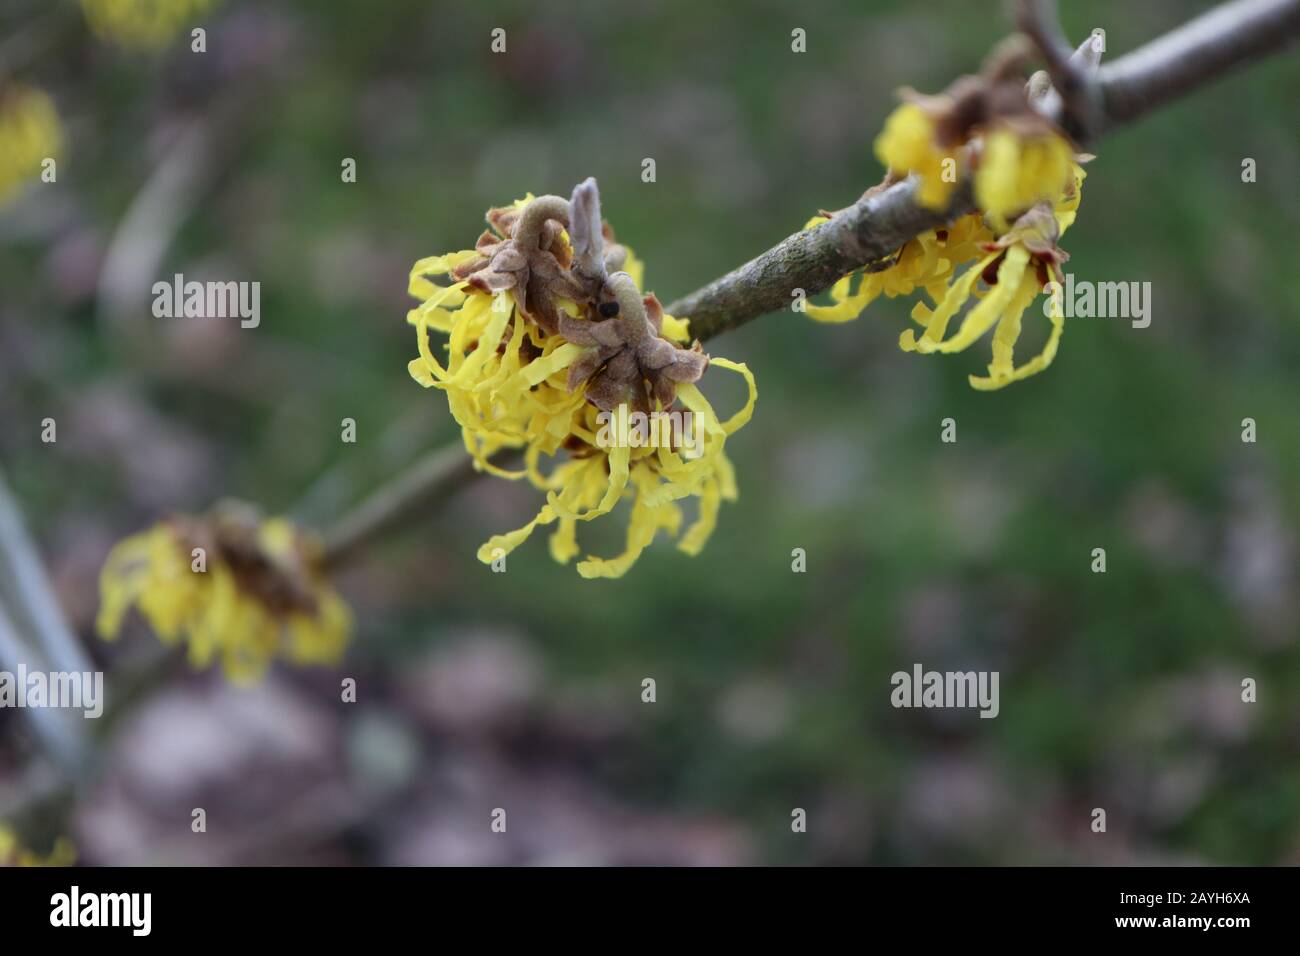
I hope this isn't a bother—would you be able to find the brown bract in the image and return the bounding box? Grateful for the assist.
[447,187,635,335]
[905,75,1066,149]
[559,272,708,415]
[444,181,712,413]
[172,503,322,616]
[901,37,1075,150]
[982,201,1070,286]
[449,195,588,334]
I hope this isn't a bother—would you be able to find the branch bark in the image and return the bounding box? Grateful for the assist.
[320,443,488,568]
[675,181,974,343]
[668,0,1300,341]
[0,469,91,770]
[1098,0,1300,129]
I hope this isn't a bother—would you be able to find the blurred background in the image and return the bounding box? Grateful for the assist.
[1,0,1298,865]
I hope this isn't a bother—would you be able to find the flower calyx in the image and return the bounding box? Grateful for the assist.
[559,271,708,414]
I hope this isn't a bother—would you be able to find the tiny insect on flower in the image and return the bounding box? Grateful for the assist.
[96,502,351,683]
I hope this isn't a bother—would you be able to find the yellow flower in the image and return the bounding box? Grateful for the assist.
[475,356,756,579]
[408,185,757,577]
[0,85,62,208]
[875,103,1075,229]
[974,126,1075,230]
[901,164,1085,390]
[803,212,993,324]
[0,827,76,867]
[874,104,961,210]
[408,195,634,472]
[81,0,219,49]
[97,504,351,683]
[813,63,1091,390]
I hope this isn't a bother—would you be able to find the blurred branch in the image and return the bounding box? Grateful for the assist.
[669,179,973,341]
[1015,0,1104,140]
[0,7,80,84]
[289,407,442,525]
[0,761,67,821]
[666,0,1300,340]
[95,116,231,338]
[320,443,493,569]
[0,468,90,770]
[1096,0,1300,128]
[0,468,93,679]
[0,601,84,770]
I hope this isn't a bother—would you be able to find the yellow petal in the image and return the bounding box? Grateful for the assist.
[476,504,558,563]
[932,245,1031,353]
[520,342,584,387]
[905,253,990,352]
[970,284,1065,390]
[984,265,1043,379]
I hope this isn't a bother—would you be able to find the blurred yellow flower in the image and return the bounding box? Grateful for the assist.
[975,127,1074,230]
[0,827,76,867]
[875,100,1076,232]
[0,84,62,208]
[874,104,960,210]
[408,187,757,577]
[81,0,219,49]
[97,504,350,683]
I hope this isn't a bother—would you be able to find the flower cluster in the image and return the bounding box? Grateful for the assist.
[804,207,994,324]
[97,502,351,682]
[81,0,219,49]
[0,827,75,867]
[407,179,756,578]
[874,52,1077,231]
[803,53,1089,390]
[0,84,62,208]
